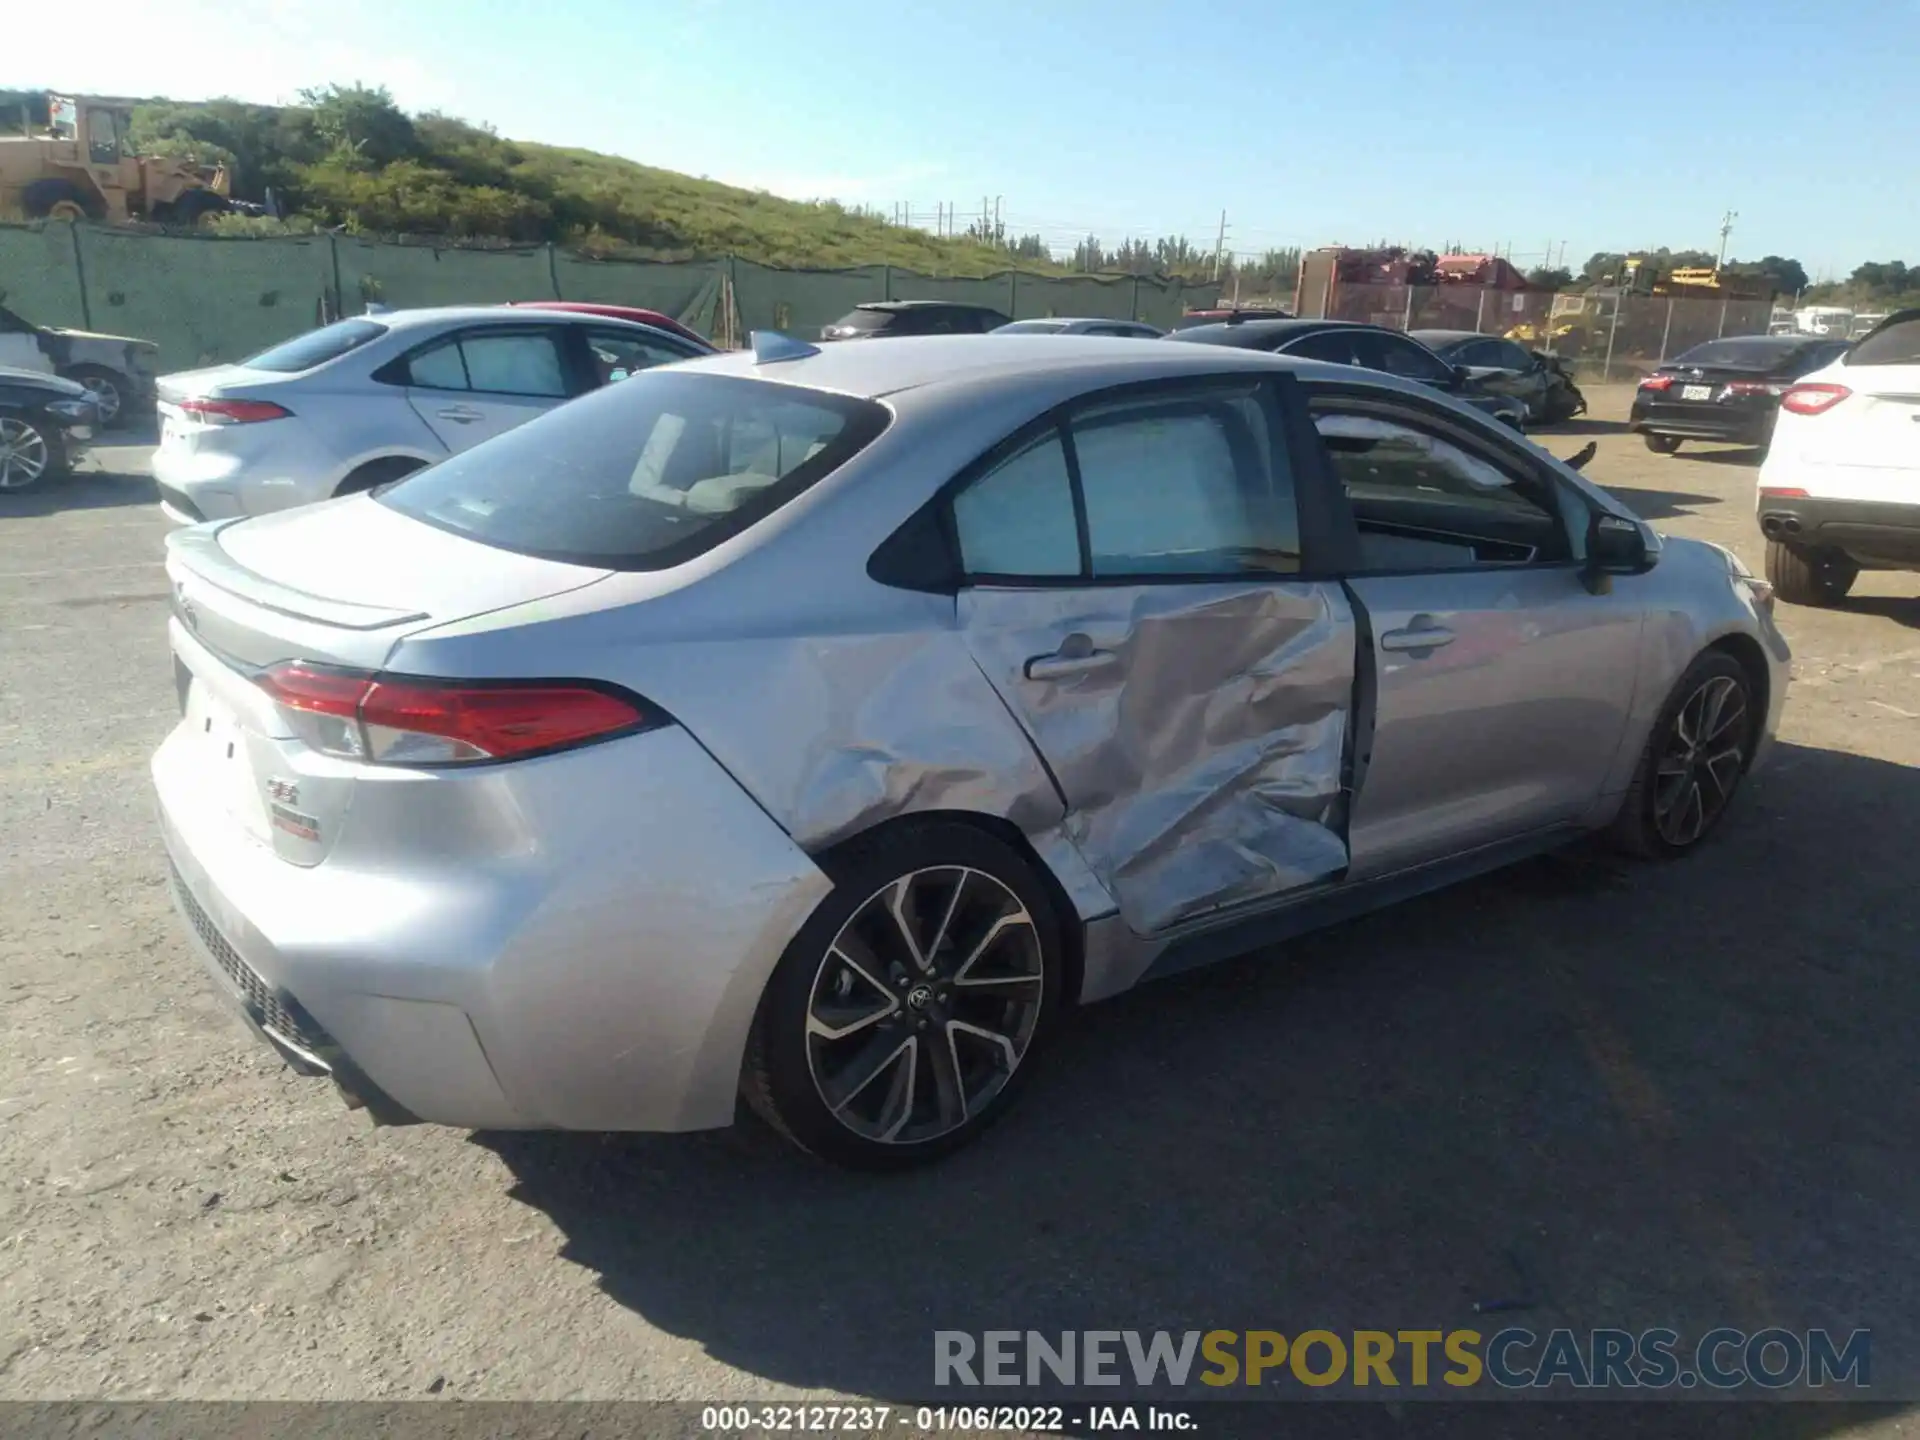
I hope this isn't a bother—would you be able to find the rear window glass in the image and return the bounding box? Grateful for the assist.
[826,308,898,334]
[242,319,387,373]
[376,372,890,570]
[1846,314,1920,366]
[1669,338,1805,370]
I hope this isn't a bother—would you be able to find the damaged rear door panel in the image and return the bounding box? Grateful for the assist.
[952,374,1361,936]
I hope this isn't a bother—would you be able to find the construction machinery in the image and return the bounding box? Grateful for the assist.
[1,94,233,225]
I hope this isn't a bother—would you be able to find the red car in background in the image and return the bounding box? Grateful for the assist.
[507,301,713,350]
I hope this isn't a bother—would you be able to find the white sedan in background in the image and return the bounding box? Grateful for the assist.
[152,307,710,523]
[1757,308,1920,604]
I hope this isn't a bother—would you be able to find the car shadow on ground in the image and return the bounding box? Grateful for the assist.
[1598,486,1724,521]
[1534,417,1632,437]
[1,470,159,516]
[1677,446,1769,467]
[1838,595,1920,630]
[478,741,1920,1426]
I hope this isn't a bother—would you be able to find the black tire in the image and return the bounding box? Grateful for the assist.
[1608,651,1756,860]
[334,456,424,496]
[21,178,103,222]
[743,820,1066,1170]
[0,412,63,493]
[1644,433,1682,454]
[1765,539,1857,606]
[169,189,229,228]
[60,366,129,429]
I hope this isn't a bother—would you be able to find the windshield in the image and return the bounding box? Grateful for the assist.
[1669,338,1807,370]
[240,319,389,374]
[377,371,890,569]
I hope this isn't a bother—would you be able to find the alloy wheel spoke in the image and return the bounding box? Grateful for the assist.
[825,1030,915,1117]
[951,972,1042,997]
[886,875,930,973]
[928,1024,970,1129]
[947,1018,1021,1074]
[1703,746,1745,791]
[808,991,897,1041]
[925,869,969,972]
[953,910,1032,985]
[1705,698,1747,746]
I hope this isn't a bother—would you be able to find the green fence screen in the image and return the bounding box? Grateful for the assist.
[1,221,1222,368]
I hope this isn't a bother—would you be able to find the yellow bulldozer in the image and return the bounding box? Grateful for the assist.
[1,94,234,225]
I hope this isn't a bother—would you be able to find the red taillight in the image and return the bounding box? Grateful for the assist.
[177,398,293,425]
[1779,383,1851,416]
[1759,486,1809,499]
[257,663,649,764]
[1638,374,1674,391]
[1725,380,1790,397]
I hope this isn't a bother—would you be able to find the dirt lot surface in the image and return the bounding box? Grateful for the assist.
[4,389,1920,1431]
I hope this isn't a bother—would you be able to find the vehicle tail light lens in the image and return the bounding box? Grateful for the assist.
[1638,374,1674,391]
[1779,383,1851,416]
[1725,381,1791,397]
[1759,486,1809,498]
[257,662,651,764]
[177,398,293,425]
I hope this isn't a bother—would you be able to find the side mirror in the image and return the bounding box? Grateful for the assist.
[1582,510,1654,594]
[1452,364,1474,389]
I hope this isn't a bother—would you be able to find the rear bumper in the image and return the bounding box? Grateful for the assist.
[151,437,341,522]
[153,723,834,1132]
[1630,400,1775,444]
[1756,492,1920,566]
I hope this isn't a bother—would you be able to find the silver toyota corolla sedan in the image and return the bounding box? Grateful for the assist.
[154,332,1789,1169]
[152,306,712,524]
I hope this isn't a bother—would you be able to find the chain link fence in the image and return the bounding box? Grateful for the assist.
[1317,282,1776,381]
[0,222,1219,370]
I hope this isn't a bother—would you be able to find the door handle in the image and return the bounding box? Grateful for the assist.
[436,405,483,423]
[1378,620,1456,653]
[1025,646,1117,681]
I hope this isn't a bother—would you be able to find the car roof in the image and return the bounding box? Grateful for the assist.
[365,305,666,331]
[678,331,1423,402]
[1409,329,1487,345]
[1169,318,1379,346]
[854,300,1004,313]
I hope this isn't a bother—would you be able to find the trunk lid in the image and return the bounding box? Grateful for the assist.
[164,500,613,866]
[1817,363,1920,471]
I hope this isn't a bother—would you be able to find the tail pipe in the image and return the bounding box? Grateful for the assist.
[1760,513,1803,541]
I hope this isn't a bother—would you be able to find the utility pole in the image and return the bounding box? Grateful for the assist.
[1211,209,1228,281]
[1716,209,1737,272]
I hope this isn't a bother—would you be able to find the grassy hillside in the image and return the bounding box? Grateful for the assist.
[1,84,1061,275]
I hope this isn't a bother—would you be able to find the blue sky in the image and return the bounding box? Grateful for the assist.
[8,0,1913,279]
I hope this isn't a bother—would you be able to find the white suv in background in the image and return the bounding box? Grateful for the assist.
[1757,309,1920,605]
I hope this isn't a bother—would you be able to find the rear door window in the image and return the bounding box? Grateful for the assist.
[579,325,698,386]
[377,372,889,570]
[1846,315,1920,367]
[1355,332,1455,385]
[397,328,570,397]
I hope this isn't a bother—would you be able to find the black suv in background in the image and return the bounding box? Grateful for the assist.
[821,301,1012,340]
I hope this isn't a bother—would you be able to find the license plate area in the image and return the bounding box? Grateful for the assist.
[1681,384,1714,401]
[180,674,271,843]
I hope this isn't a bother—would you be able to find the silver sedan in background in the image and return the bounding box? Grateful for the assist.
[154,333,1788,1169]
[152,306,711,523]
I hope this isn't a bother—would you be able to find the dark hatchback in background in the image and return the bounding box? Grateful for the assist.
[0,368,97,493]
[1631,335,1851,455]
[1168,317,1529,429]
[1412,329,1586,424]
[820,300,1011,340]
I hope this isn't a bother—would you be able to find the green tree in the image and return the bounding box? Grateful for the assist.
[1526,265,1574,290]
[298,83,417,168]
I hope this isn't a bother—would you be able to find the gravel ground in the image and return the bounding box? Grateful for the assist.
[3,390,1920,1431]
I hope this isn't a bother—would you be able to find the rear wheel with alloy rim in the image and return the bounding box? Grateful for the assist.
[744,821,1064,1168]
[0,415,56,492]
[64,368,126,428]
[1609,651,1756,858]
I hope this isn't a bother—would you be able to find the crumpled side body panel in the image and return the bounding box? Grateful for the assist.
[960,581,1356,935]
